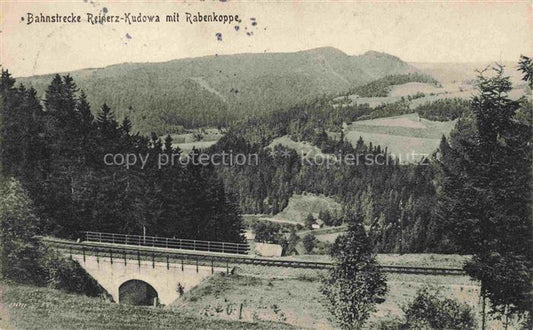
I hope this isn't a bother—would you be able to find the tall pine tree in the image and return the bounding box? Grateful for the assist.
[436,63,532,325]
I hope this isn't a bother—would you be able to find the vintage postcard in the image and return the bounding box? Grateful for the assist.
[0,0,531,329]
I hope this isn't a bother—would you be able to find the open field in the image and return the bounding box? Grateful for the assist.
[411,61,526,85]
[173,140,218,153]
[336,80,473,108]
[311,231,345,243]
[168,128,225,144]
[335,78,527,111]
[243,193,343,225]
[242,214,299,226]
[296,226,348,244]
[167,128,224,153]
[278,253,470,269]
[344,113,456,160]
[171,252,519,329]
[274,193,342,224]
[267,135,331,159]
[172,267,493,329]
[0,282,291,330]
[388,82,444,97]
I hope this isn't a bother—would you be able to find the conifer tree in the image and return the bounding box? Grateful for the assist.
[0,70,21,177]
[436,64,532,325]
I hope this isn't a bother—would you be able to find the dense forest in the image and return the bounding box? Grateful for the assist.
[0,71,245,243]
[415,98,470,121]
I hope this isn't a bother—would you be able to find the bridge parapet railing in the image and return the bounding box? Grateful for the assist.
[81,231,249,254]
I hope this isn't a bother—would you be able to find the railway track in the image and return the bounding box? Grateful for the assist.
[41,237,466,276]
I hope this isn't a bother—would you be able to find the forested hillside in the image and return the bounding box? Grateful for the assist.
[206,62,532,254]
[0,71,245,243]
[18,48,416,134]
[209,99,446,253]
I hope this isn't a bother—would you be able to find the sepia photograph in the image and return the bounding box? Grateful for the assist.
[0,0,531,329]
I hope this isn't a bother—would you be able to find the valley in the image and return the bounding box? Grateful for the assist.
[2,44,531,330]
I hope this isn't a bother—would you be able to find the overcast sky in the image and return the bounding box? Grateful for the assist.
[1,0,531,77]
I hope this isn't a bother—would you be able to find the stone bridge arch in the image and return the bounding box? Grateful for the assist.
[119,279,158,305]
[70,254,225,305]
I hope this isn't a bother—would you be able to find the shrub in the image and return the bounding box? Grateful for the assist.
[253,221,282,243]
[304,213,316,229]
[302,234,316,253]
[402,287,476,329]
[40,248,108,297]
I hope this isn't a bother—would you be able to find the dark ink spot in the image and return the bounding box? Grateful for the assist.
[126,33,132,39]
[215,32,223,41]
[234,26,240,31]
[102,7,108,14]
[251,21,257,26]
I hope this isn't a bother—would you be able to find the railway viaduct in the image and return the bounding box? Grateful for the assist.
[69,254,224,305]
[42,232,466,306]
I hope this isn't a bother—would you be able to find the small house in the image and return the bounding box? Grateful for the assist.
[311,219,324,229]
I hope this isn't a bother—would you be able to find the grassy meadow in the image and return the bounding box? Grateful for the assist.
[273,193,342,224]
[243,193,343,226]
[344,113,456,161]
[267,136,330,160]
[167,128,224,153]
[173,267,485,329]
[0,282,291,330]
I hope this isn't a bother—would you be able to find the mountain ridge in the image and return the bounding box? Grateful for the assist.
[18,47,418,134]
